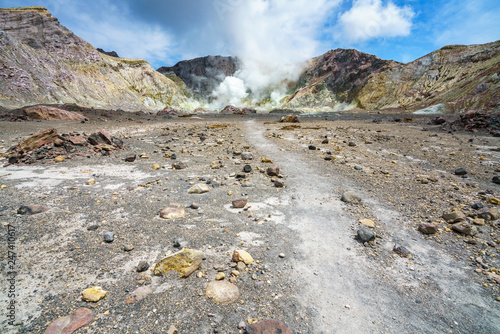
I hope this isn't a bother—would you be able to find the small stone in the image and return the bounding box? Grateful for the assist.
[153,248,203,278]
[354,165,362,171]
[86,178,95,185]
[261,158,273,163]
[55,156,65,163]
[173,240,181,248]
[189,203,200,209]
[472,218,486,226]
[359,219,375,228]
[493,176,500,185]
[442,211,466,223]
[279,253,285,258]
[103,232,114,243]
[231,270,240,277]
[125,286,153,304]
[243,165,252,173]
[17,205,50,215]
[418,223,438,234]
[125,154,136,162]
[238,321,246,329]
[206,281,239,305]
[44,308,93,334]
[216,273,225,280]
[272,179,285,188]
[267,165,280,176]
[452,222,477,236]
[455,168,468,176]
[167,325,178,334]
[246,320,292,334]
[341,191,361,204]
[123,244,134,252]
[160,207,186,219]
[197,271,204,278]
[308,145,317,150]
[236,262,246,272]
[471,203,484,210]
[232,198,248,208]
[172,162,188,170]
[241,152,253,160]
[348,142,356,147]
[357,229,375,242]
[152,163,161,170]
[478,207,500,221]
[393,245,412,258]
[188,184,210,194]
[137,261,149,272]
[488,197,500,205]
[87,225,99,231]
[229,276,237,283]
[81,287,107,302]
[232,250,254,265]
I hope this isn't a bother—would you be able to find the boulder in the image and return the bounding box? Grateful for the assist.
[24,105,86,121]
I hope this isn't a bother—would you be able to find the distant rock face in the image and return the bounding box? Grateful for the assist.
[0,6,189,111]
[158,56,239,98]
[96,48,119,58]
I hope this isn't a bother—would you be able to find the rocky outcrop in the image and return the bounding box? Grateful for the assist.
[284,41,500,112]
[96,48,119,58]
[0,6,189,112]
[23,105,86,121]
[158,56,239,98]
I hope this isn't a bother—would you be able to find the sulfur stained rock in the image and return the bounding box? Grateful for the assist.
[206,281,239,305]
[232,249,254,265]
[81,287,106,302]
[153,249,203,278]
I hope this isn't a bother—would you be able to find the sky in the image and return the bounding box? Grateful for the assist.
[0,0,499,69]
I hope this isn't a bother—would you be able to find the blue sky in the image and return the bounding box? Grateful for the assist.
[1,0,499,68]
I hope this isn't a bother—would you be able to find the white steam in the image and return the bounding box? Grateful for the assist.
[209,0,341,110]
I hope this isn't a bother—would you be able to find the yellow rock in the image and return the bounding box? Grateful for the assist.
[55,156,65,162]
[488,197,500,205]
[216,272,225,280]
[87,178,95,185]
[262,158,273,163]
[247,318,258,324]
[359,219,376,228]
[232,250,254,265]
[153,249,203,278]
[81,286,106,302]
[0,185,7,189]
[152,163,160,170]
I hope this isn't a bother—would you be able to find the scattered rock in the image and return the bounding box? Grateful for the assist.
[206,281,239,305]
[418,223,438,234]
[17,205,50,215]
[160,207,186,219]
[267,165,280,176]
[246,320,292,334]
[87,129,113,146]
[272,179,285,188]
[232,198,248,208]
[488,197,500,205]
[24,105,86,122]
[452,222,477,236]
[243,164,252,173]
[125,154,136,162]
[125,286,153,304]
[241,152,254,160]
[454,168,468,176]
[137,261,149,272]
[471,203,484,210]
[216,272,225,280]
[153,248,203,278]
[341,191,362,204]
[232,250,254,265]
[44,308,93,334]
[279,114,300,123]
[86,178,95,185]
[188,184,210,194]
[493,176,500,185]
[103,232,114,243]
[279,253,285,258]
[236,262,246,272]
[478,207,500,221]
[81,287,106,302]
[359,219,375,228]
[357,229,375,243]
[393,245,412,258]
[172,162,188,170]
[348,142,356,147]
[152,163,161,170]
[167,325,178,334]
[55,156,65,162]
[123,244,134,252]
[308,145,317,150]
[442,211,466,223]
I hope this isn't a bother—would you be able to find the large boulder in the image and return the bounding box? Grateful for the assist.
[23,105,86,121]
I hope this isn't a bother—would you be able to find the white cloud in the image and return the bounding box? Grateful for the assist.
[338,0,414,42]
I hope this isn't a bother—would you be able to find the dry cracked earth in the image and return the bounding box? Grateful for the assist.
[1,111,500,333]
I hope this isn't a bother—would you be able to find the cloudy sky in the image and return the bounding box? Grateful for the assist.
[1,0,499,69]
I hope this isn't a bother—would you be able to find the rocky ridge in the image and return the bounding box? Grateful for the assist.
[0,6,190,112]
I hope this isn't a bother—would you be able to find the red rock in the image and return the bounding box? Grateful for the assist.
[18,205,51,215]
[44,308,92,334]
[232,198,248,208]
[246,319,292,334]
[267,165,280,176]
[17,128,60,153]
[418,223,437,234]
[24,105,86,121]
[69,135,87,146]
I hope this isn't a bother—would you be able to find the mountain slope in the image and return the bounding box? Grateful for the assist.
[0,6,189,111]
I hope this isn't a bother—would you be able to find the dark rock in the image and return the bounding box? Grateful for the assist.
[125,154,136,162]
[87,130,113,146]
[452,222,477,236]
[431,116,447,125]
[243,164,252,173]
[454,168,468,176]
[348,142,356,147]
[104,232,114,243]
[172,162,188,170]
[272,179,285,188]
[189,203,200,210]
[232,198,248,208]
[493,176,500,185]
[137,261,150,273]
[322,139,329,144]
[267,165,280,176]
[173,241,181,248]
[279,114,300,123]
[393,244,412,258]
[97,48,119,57]
[354,165,362,170]
[170,153,177,160]
[308,145,317,150]
[471,203,484,210]
[17,204,50,215]
[418,223,437,234]
[246,319,292,334]
[87,225,99,231]
[357,229,375,242]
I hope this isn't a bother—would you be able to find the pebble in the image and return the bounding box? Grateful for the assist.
[153,248,203,277]
[359,219,375,228]
[341,191,362,204]
[87,225,99,231]
[348,142,356,147]
[86,178,96,185]
[206,281,239,304]
[393,244,412,258]
[454,168,468,176]
[357,229,375,242]
[188,184,210,194]
[81,287,107,302]
[54,156,65,162]
[241,152,253,160]
[125,154,136,162]
[123,244,134,252]
[279,253,285,258]
[216,272,226,280]
[308,145,317,150]
[236,262,246,272]
[493,176,500,185]
[17,204,50,215]
[152,163,160,170]
[451,222,477,236]
[267,165,280,176]
[243,164,252,173]
[272,179,285,188]
[245,320,292,334]
[189,203,200,209]
[418,223,438,234]
[160,207,186,219]
[137,261,150,272]
[232,250,254,265]
[103,232,114,243]
[172,162,188,170]
[232,198,248,208]
[125,286,153,303]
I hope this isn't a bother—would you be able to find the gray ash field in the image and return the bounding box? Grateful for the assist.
[1,112,499,333]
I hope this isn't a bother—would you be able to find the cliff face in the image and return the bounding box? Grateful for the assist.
[284,41,500,112]
[0,6,189,111]
[158,56,239,98]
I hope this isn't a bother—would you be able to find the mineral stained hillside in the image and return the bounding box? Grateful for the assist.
[0,6,189,111]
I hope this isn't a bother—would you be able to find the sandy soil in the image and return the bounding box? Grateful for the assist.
[0,111,499,333]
